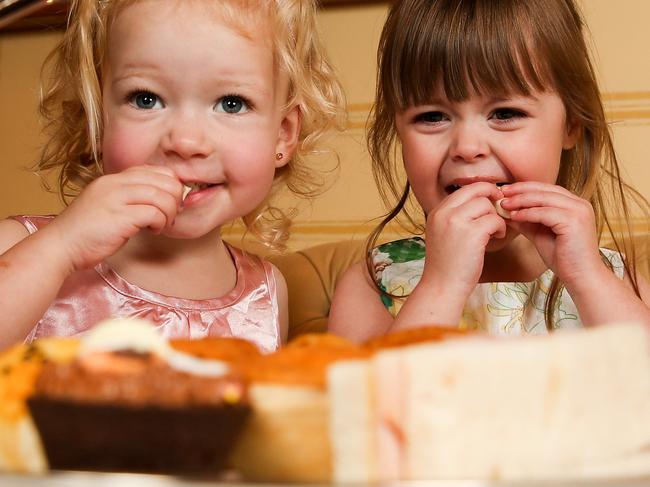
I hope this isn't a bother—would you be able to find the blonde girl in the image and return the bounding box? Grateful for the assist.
[0,0,344,351]
[329,0,650,341]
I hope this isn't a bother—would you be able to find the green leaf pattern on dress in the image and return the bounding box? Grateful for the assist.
[371,237,624,335]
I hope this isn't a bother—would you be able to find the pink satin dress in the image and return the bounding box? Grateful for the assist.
[13,216,282,353]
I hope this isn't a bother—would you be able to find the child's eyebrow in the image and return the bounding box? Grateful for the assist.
[213,77,273,98]
[110,70,271,96]
[413,93,542,107]
[408,97,447,108]
[488,94,540,104]
[110,64,162,83]
[212,76,265,89]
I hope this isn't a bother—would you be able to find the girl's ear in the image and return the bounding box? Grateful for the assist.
[274,105,301,168]
[563,118,581,150]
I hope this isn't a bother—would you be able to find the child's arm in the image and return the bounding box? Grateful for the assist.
[328,262,394,343]
[0,165,183,348]
[566,264,650,327]
[391,182,507,331]
[0,219,76,348]
[330,183,506,340]
[329,262,468,342]
[501,181,650,327]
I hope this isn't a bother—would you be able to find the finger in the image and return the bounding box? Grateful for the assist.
[118,166,184,201]
[475,214,508,240]
[121,185,180,228]
[509,206,577,235]
[433,199,500,237]
[442,182,504,210]
[441,213,506,244]
[499,190,582,214]
[500,181,577,199]
[124,205,169,235]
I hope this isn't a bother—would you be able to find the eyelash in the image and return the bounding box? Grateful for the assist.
[490,107,527,123]
[125,89,162,109]
[217,93,254,113]
[123,90,255,114]
[414,111,448,124]
[413,107,527,125]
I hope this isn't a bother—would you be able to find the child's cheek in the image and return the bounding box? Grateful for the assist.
[101,128,149,174]
[225,135,277,182]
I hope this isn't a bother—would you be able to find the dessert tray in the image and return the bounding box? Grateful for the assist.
[3,320,650,485]
[3,471,650,487]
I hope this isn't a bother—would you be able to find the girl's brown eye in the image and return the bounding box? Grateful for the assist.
[492,108,524,120]
[416,111,447,123]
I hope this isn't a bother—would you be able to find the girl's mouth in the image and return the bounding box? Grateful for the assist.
[445,181,510,194]
[182,182,219,201]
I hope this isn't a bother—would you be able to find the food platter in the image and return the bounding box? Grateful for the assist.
[3,471,650,487]
[3,322,650,485]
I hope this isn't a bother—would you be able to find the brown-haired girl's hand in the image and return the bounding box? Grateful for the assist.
[499,182,605,288]
[421,182,506,300]
[46,165,184,272]
[389,182,506,330]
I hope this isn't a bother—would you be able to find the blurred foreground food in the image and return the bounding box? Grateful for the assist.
[1,319,649,482]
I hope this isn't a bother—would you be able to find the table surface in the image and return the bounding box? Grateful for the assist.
[3,471,650,487]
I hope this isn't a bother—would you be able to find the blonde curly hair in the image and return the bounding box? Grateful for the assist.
[38,0,346,250]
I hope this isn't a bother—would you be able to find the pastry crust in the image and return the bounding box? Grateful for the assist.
[364,325,468,350]
[0,339,79,473]
[171,337,261,364]
[244,333,370,388]
[495,198,511,219]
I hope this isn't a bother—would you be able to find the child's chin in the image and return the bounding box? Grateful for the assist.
[158,225,209,240]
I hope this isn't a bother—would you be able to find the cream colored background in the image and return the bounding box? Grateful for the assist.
[1,0,649,250]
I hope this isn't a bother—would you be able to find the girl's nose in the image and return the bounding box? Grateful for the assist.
[449,122,488,163]
[161,113,213,160]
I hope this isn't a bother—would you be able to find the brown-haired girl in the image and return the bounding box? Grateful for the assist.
[329,0,650,341]
[0,0,345,351]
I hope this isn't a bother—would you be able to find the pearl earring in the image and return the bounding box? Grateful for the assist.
[275,152,283,161]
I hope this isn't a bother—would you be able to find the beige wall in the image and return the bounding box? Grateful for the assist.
[1,1,649,250]
[0,29,62,215]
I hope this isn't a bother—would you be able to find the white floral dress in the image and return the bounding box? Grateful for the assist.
[371,237,625,335]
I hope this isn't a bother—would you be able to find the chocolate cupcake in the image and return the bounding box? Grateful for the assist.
[26,319,251,475]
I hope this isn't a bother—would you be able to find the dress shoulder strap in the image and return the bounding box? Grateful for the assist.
[10,215,55,235]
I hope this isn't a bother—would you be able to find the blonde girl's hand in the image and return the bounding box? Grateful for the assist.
[47,165,184,272]
[422,182,506,297]
[499,182,604,287]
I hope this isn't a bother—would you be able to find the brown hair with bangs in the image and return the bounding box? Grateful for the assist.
[37,0,345,251]
[366,0,649,331]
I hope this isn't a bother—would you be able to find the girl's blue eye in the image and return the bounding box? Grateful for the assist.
[415,111,447,124]
[217,96,249,114]
[131,91,163,110]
